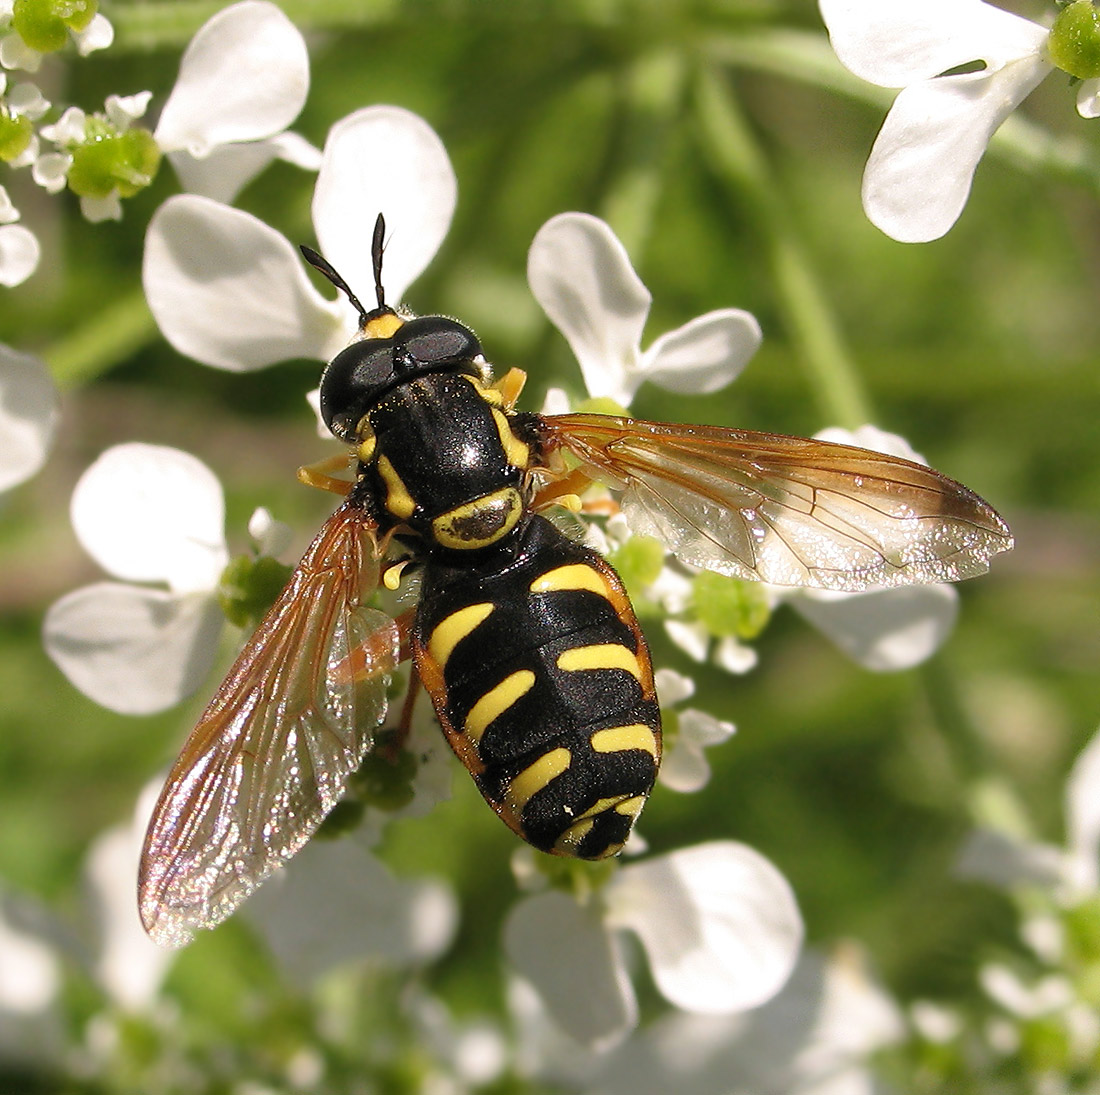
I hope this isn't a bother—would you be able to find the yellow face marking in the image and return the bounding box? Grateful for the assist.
[530,563,610,597]
[465,669,536,741]
[490,407,531,469]
[556,643,643,682]
[505,748,571,815]
[427,602,494,667]
[356,420,376,463]
[364,312,405,339]
[431,487,523,550]
[590,724,659,758]
[376,454,416,520]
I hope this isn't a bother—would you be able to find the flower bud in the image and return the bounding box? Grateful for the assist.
[1049,0,1100,79]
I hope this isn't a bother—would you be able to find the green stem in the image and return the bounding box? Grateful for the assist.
[693,64,872,428]
[111,0,399,49]
[597,48,686,260]
[46,285,158,389]
[707,27,1100,200]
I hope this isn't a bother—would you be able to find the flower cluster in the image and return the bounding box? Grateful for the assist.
[0,0,316,284]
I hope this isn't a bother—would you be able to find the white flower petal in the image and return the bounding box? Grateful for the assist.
[43,583,223,714]
[663,618,710,662]
[713,636,759,675]
[527,212,651,404]
[248,506,293,558]
[154,0,309,157]
[246,837,457,985]
[1077,77,1100,119]
[819,0,1049,87]
[85,783,175,1008]
[31,152,70,194]
[0,899,60,1013]
[815,423,925,464]
[73,12,113,56]
[504,891,637,1049]
[660,709,735,794]
[312,106,457,305]
[105,90,152,129]
[70,443,228,591]
[39,106,85,146]
[143,194,346,371]
[0,186,17,224]
[641,309,761,395]
[1064,726,1100,892]
[7,81,49,120]
[0,345,57,490]
[654,667,694,707]
[167,129,321,204]
[0,224,40,286]
[80,192,122,223]
[863,58,1050,242]
[0,31,41,72]
[790,584,958,671]
[606,841,803,1014]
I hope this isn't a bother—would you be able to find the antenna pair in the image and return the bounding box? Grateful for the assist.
[300,213,391,326]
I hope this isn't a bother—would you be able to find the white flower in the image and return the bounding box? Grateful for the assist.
[0,343,57,485]
[819,0,1099,242]
[527,212,762,405]
[581,948,903,1095]
[0,888,64,1065]
[504,841,802,1048]
[143,104,456,373]
[957,722,1100,903]
[0,220,38,285]
[43,443,232,715]
[654,668,736,793]
[781,426,960,671]
[244,832,457,987]
[83,781,177,1009]
[153,1,320,203]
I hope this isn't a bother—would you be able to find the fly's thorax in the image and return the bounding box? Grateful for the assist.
[354,371,539,552]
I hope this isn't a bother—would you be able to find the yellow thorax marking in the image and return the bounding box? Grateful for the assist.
[505,748,571,814]
[530,563,610,597]
[376,453,415,520]
[428,602,495,667]
[556,643,642,681]
[590,724,658,758]
[465,670,536,741]
[431,487,522,550]
[490,407,531,469]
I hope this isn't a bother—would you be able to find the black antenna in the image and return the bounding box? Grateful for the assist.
[371,213,387,312]
[299,213,392,326]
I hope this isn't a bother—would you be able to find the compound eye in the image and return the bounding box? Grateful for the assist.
[318,339,394,441]
[394,316,482,367]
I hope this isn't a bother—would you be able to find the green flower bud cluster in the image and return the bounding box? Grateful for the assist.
[65,122,160,200]
[0,110,32,162]
[11,0,96,53]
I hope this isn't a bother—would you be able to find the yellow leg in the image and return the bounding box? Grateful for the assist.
[298,450,355,494]
[494,367,527,410]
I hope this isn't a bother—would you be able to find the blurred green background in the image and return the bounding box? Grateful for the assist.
[0,0,1097,1079]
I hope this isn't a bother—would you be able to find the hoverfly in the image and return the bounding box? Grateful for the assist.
[138,215,1013,947]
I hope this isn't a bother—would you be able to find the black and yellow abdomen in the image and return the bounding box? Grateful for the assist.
[413,515,661,859]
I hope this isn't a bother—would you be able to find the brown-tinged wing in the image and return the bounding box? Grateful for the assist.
[537,414,1013,591]
[139,498,400,948]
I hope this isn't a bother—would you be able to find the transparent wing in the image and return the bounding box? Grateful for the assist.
[139,499,400,948]
[538,414,1013,591]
